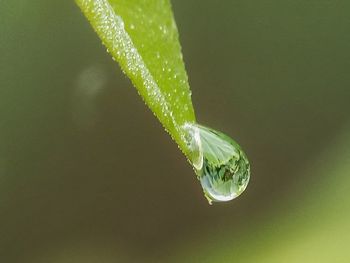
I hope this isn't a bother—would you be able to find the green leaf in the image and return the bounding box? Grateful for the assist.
[75,0,196,158]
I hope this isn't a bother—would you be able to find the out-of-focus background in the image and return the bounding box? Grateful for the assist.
[1,1,350,262]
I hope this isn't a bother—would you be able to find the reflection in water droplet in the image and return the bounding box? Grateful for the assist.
[183,123,250,204]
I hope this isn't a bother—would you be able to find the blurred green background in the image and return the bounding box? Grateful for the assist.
[1,0,350,262]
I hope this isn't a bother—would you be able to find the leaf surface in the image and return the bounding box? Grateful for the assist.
[75,0,196,156]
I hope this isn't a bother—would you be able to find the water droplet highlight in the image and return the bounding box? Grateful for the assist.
[184,123,250,204]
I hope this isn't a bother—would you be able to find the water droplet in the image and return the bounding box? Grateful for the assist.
[183,123,250,204]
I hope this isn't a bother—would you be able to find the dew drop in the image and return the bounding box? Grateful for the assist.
[183,123,250,204]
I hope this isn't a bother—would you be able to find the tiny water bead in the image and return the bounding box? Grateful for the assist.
[184,124,250,204]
